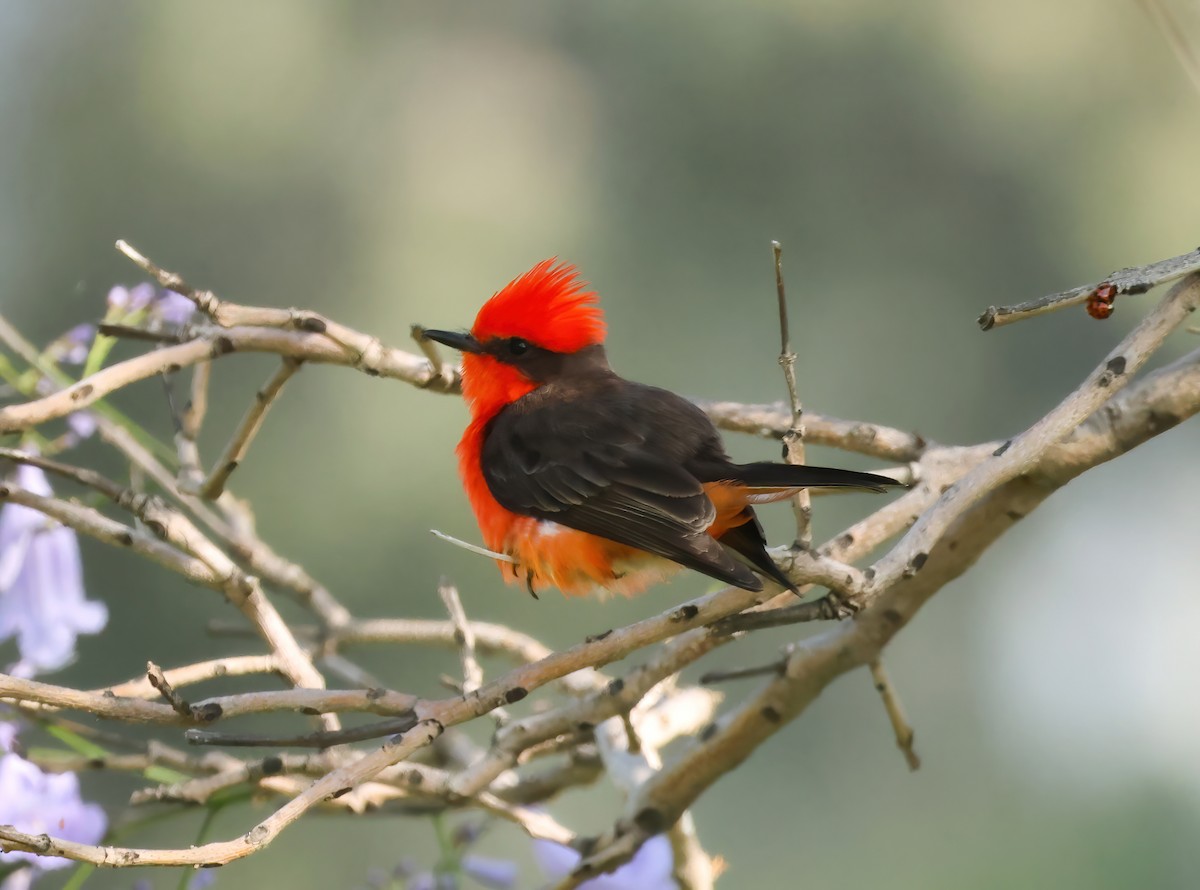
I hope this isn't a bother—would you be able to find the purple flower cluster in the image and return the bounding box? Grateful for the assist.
[358,822,677,889]
[0,280,199,886]
[534,835,678,890]
[0,728,106,880]
[0,463,107,677]
[106,283,195,328]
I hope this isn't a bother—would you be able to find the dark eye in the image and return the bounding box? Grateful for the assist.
[507,338,530,356]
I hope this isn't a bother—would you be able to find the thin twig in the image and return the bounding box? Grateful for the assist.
[437,580,483,693]
[186,716,420,748]
[194,357,301,499]
[977,246,1200,330]
[771,241,812,551]
[2,672,416,725]
[175,358,211,492]
[104,654,283,699]
[868,659,920,771]
[431,529,517,563]
[411,324,456,390]
[699,400,927,462]
[698,661,784,685]
[146,661,196,720]
[0,720,444,867]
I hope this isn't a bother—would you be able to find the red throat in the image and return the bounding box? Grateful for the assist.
[455,259,624,595]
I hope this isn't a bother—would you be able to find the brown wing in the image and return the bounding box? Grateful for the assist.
[480,380,763,591]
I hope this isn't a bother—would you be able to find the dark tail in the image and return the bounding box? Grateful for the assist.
[724,462,902,493]
[718,518,799,592]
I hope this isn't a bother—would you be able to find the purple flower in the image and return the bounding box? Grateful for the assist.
[105,283,156,314]
[533,835,677,890]
[63,411,97,444]
[0,463,107,677]
[461,854,517,888]
[151,291,196,327]
[0,752,106,872]
[47,324,96,366]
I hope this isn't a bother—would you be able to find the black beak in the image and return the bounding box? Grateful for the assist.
[421,329,484,354]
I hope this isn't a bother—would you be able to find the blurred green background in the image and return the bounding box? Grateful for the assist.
[3,2,1200,887]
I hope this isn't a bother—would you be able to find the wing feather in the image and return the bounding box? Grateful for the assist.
[481,382,760,590]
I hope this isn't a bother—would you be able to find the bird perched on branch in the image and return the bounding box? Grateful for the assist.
[424,260,898,599]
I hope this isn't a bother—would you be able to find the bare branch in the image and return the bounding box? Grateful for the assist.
[868,659,920,771]
[978,246,1200,330]
[0,719,444,867]
[699,400,928,462]
[1,672,417,725]
[867,272,1200,608]
[771,240,812,550]
[194,357,301,499]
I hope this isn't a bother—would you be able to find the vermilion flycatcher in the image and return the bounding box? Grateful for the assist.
[425,260,896,598]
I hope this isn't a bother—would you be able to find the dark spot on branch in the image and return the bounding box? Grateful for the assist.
[116,531,134,546]
[993,440,1011,457]
[212,337,235,356]
[504,687,528,704]
[298,316,327,333]
[1147,411,1181,434]
[910,552,928,572]
[406,769,423,786]
[1006,510,1024,521]
[363,367,381,377]
[71,384,94,401]
[452,629,466,645]
[244,825,270,845]
[1106,356,1127,376]
[0,486,8,498]
[144,520,167,539]
[576,721,594,733]
[365,687,385,701]
[864,568,876,581]
[261,756,283,775]
[193,702,223,722]
[1124,282,1152,295]
[87,757,105,769]
[330,787,352,800]
[836,532,855,550]
[223,460,239,476]
[165,363,181,374]
[574,835,599,857]
[606,678,625,696]
[671,604,699,622]
[882,609,904,627]
[585,629,612,643]
[761,705,783,723]
[300,707,321,716]
[700,722,718,741]
[634,807,666,833]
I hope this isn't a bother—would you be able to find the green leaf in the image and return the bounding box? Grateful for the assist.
[45,724,108,760]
